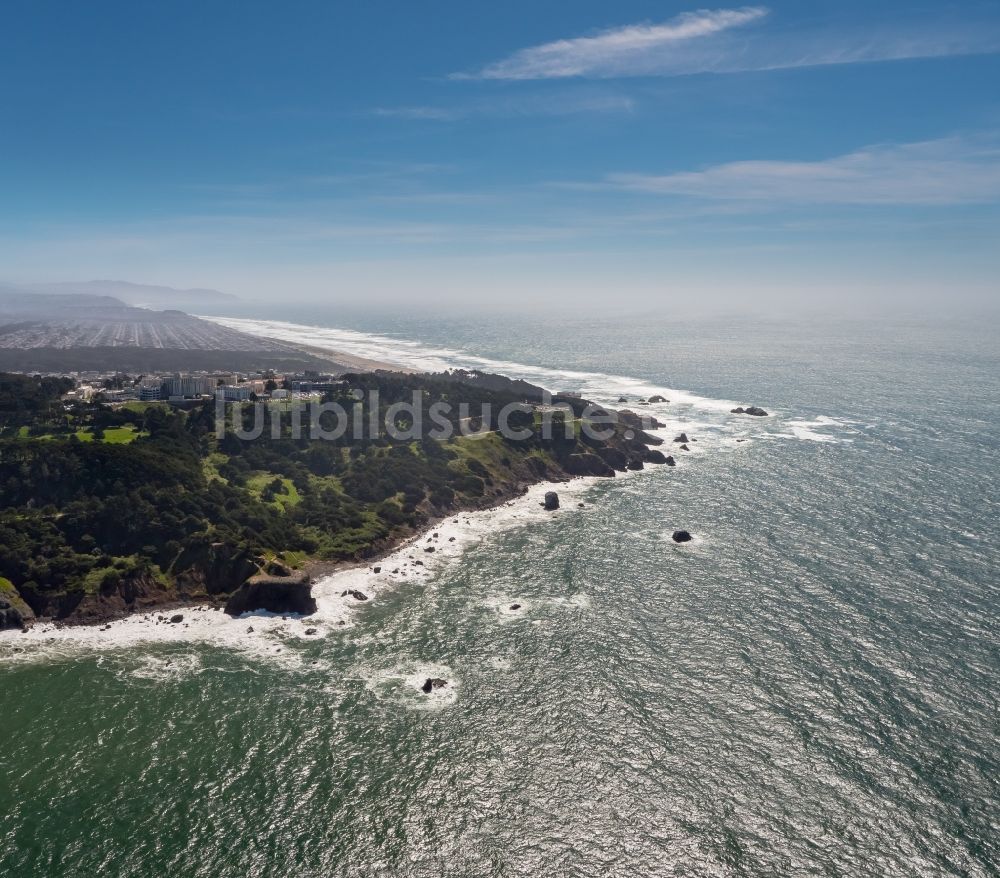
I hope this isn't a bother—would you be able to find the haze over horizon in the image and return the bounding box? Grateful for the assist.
[2,1,999,313]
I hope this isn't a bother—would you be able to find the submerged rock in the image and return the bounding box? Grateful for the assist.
[543,491,560,511]
[672,530,693,543]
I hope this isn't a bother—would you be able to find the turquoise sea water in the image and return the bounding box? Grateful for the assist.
[2,311,998,877]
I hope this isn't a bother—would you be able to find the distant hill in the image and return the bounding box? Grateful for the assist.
[2,280,239,311]
[0,288,337,373]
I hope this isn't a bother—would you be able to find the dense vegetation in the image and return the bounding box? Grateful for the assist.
[0,370,660,622]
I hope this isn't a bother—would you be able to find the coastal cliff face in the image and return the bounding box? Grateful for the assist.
[0,369,666,626]
[16,571,175,626]
[224,572,316,617]
[0,578,34,630]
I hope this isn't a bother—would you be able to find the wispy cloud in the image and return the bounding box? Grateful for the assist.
[373,91,635,121]
[606,136,1000,205]
[456,6,1000,80]
[457,7,767,80]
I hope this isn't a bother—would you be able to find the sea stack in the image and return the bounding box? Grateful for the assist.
[543,491,560,510]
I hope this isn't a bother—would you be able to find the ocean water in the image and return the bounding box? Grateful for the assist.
[2,310,998,877]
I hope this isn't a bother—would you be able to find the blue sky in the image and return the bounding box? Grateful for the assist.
[2,0,999,311]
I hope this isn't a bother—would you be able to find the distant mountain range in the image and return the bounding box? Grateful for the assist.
[0,280,239,312]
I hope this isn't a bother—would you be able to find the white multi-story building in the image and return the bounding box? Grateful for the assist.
[164,376,215,397]
[219,385,252,401]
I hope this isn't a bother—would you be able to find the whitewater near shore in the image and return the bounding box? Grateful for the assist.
[0,477,636,672]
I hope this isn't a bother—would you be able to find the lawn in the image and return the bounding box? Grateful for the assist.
[73,425,147,444]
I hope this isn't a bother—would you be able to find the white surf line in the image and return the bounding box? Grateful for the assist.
[199,316,870,445]
[199,315,744,414]
[0,474,643,666]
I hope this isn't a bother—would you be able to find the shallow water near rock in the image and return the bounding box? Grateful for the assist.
[2,311,997,877]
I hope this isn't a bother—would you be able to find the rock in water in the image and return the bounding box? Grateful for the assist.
[596,446,629,472]
[664,455,676,466]
[169,614,184,623]
[543,491,560,511]
[648,394,668,403]
[421,677,448,694]
[564,453,615,477]
[673,433,689,443]
[731,406,769,416]
[672,530,693,543]
[679,443,690,451]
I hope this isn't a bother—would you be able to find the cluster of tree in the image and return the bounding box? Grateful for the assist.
[0,372,74,424]
[0,369,641,610]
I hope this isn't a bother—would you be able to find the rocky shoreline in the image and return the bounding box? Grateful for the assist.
[0,436,673,631]
[1,365,692,634]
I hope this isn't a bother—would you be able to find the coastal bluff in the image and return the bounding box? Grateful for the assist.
[0,368,669,627]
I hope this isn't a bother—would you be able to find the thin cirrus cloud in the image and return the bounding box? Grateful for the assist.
[605,136,1000,205]
[456,6,1000,80]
